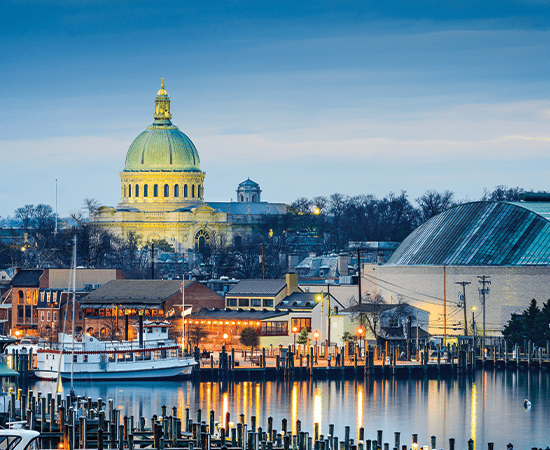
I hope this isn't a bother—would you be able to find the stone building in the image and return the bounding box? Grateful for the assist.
[91,80,286,255]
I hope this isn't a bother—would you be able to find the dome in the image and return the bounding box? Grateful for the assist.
[386,201,550,266]
[123,81,201,172]
[124,126,201,172]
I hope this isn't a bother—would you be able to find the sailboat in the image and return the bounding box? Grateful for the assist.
[34,238,196,381]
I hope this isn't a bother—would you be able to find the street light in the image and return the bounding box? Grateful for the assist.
[357,327,364,357]
[292,326,298,350]
[471,306,477,354]
[223,333,228,349]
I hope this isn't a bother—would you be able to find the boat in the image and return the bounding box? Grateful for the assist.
[0,429,40,450]
[34,320,196,381]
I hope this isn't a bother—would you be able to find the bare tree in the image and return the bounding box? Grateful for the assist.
[415,190,455,223]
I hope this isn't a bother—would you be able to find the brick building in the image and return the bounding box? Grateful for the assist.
[79,279,224,341]
[3,268,124,338]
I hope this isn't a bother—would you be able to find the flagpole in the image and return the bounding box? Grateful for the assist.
[181,277,185,353]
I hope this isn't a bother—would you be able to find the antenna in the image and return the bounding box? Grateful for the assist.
[54,179,58,236]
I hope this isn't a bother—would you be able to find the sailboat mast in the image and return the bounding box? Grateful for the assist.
[70,235,77,390]
[181,277,185,353]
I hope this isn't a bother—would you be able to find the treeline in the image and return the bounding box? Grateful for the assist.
[502,299,550,347]
[0,185,531,279]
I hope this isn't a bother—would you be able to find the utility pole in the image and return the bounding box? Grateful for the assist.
[455,281,471,336]
[357,248,362,304]
[477,275,491,354]
[261,242,266,279]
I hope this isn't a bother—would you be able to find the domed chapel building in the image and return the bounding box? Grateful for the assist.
[91,80,287,253]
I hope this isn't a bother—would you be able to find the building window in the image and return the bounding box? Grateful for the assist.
[240,195,244,202]
[25,290,32,305]
[192,185,195,198]
[291,318,311,332]
[174,185,179,197]
[41,312,44,322]
[144,184,149,197]
[198,185,201,198]
[47,311,51,322]
[251,299,261,307]
[238,298,249,307]
[18,291,24,304]
[260,321,288,336]
[154,184,159,197]
[263,299,273,308]
[128,184,132,197]
[164,184,169,197]
[135,185,140,197]
[184,184,188,197]
[53,311,58,322]
[226,298,237,307]
[194,229,211,252]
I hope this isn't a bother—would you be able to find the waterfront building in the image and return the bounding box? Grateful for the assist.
[188,273,344,348]
[79,279,224,340]
[3,268,123,338]
[90,80,287,257]
[363,195,550,337]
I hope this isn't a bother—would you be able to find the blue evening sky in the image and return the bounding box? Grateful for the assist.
[1,0,549,218]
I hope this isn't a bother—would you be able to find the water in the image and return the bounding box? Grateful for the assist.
[20,371,550,449]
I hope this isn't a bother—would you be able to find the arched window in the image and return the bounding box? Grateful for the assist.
[128,184,132,198]
[135,184,140,197]
[240,195,244,202]
[18,291,24,304]
[174,185,179,197]
[194,229,211,252]
[144,184,149,197]
[184,185,188,197]
[86,327,95,336]
[192,185,195,198]
[252,195,256,202]
[234,235,243,247]
[198,185,201,198]
[164,184,169,197]
[154,184,159,197]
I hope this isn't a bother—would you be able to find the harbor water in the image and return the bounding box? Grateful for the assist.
[14,370,550,449]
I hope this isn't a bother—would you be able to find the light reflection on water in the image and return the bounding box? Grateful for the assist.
[23,370,550,449]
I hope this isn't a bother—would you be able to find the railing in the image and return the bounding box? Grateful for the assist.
[38,338,179,352]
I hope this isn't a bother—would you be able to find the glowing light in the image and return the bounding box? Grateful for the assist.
[313,386,322,434]
[471,382,477,449]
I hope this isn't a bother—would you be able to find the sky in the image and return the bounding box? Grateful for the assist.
[1,0,550,219]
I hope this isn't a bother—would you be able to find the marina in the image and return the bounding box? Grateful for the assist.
[0,366,548,449]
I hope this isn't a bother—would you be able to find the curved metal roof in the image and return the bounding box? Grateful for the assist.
[386,201,550,266]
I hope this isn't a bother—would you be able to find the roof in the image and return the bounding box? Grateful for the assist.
[341,303,397,314]
[80,279,192,308]
[191,307,288,320]
[10,269,43,287]
[238,178,260,188]
[227,279,287,296]
[387,201,550,266]
[206,202,287,215]
[276,292,320,309]
[0,363,19,377]
[124,84,201,173]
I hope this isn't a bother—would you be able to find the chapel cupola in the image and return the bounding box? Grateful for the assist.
[154,78,172,124]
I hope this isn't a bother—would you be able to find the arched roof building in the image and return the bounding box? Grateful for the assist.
[387,201,550,266]
[363,197,550,338]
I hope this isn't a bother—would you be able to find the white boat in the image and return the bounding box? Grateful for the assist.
[34,320,196,381]
[0,429,40,450]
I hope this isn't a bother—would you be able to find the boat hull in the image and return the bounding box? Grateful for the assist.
[35,362,194,381]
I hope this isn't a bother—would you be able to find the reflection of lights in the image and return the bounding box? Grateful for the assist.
[222,392,229,428]
[471,382,477,449]
[291,383,298,434]
[357,384,364,433]
[313,387,322,435]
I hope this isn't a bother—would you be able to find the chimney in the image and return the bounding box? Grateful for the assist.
[338,254,351,277]
[286,272,299,296]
